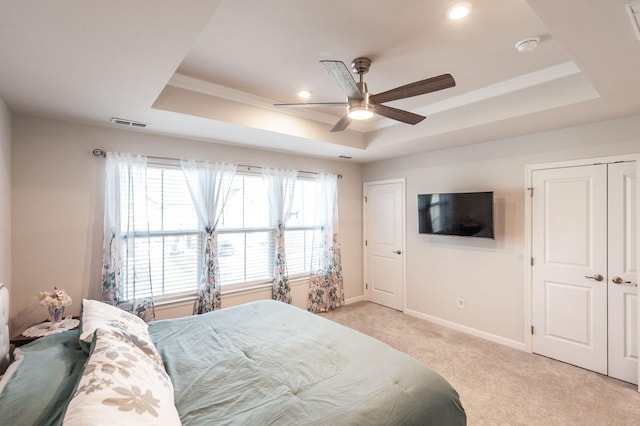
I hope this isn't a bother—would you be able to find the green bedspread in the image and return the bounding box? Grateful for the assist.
[0,330,87,426]
[149,300,466,425]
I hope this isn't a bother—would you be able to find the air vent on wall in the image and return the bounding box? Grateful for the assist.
[627,1,640,42]
[110,117,149,128]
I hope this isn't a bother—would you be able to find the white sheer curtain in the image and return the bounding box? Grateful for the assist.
[101,152,155,321]
[181,160,237,313]
[308,173,344,312]
[262,168,297,303]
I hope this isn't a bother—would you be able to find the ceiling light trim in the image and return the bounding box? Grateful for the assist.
[170,62,582,134]
[167,73,369,132]
[369,61,585,131]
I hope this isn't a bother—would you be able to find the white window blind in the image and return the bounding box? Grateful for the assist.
[285,179,321,276]
[121,166,201,300]
[118,165,322,298]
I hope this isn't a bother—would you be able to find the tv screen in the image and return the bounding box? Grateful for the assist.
[418,191,494,238]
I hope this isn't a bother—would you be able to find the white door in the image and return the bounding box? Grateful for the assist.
[608,161,638,384]
[364,180,404,311]
[532,165,608,374]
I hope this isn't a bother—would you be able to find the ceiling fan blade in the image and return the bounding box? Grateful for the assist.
[370,74,455,104]
[320,60,364,100]
[374,104,426,125]
[330,114,352,132]
[273,102,348,108]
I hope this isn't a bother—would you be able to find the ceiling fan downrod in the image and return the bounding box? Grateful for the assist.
[350,57,372,112]
[351,57,371,85]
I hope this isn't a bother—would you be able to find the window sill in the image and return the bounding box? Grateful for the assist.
[153,275,310,309]
[153,293,197,308]
[222,281,272,296]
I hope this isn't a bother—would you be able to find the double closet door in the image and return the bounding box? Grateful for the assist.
[531,161,637,384]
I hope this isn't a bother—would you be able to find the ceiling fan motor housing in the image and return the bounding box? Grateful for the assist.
[351,57,371,75]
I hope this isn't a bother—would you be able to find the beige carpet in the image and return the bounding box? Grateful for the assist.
[319,302,640,425]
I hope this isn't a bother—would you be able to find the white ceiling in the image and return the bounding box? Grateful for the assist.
[1,0,639,163]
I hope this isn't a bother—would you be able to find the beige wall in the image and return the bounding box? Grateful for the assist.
[0,98,10,294]
[363,114,640,348]
[10,116,363,330]
[11,111,639,349]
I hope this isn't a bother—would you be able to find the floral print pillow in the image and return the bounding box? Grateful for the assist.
[79,299,165,369]
[63,329,181,425]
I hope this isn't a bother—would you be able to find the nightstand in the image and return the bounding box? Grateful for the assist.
[10,316,80,347]
[9,333,38,347]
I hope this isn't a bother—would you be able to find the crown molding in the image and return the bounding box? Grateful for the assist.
[368,61,583,131]
[169,61,582,134]
[167,73,370,132]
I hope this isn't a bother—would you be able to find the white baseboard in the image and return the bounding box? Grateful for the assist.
[345,295,364,305]
[404,308,527,352]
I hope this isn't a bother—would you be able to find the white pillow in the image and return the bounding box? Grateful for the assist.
[63,329,181,425]
[79,299,164,369]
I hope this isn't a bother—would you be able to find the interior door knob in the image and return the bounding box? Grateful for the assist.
[612,276,631,284]
[585,274,604,282]
[393,250,402,255]
[612,276,636,286]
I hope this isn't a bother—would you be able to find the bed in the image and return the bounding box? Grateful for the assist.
[0,293,466,425]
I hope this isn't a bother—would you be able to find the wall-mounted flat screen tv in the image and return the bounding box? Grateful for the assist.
[418,191,494,238]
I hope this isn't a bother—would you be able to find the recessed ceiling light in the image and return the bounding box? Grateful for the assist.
[447,2,472,20]
[297,90,312,99]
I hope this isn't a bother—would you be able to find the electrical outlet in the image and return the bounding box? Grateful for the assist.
[457,297,465,309]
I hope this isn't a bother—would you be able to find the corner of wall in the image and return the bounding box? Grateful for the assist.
[0,97,11,297]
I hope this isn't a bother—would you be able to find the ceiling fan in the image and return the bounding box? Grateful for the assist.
[274,57,456,132]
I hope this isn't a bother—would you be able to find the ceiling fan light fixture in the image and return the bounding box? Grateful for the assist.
[447,2,472,20]
[297,90,312,98]
[347,105,374,120]
[274,58,456,132]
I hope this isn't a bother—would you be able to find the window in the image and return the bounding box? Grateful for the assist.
[120,165,321,299]
[120,165,201,301]
[283,179,320,276]
[216,174,272,285]
[216,174,320,287]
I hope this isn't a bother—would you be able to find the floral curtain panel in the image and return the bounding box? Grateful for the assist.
[101,152,155,321]
[181,160,237,314]
[262,168,297,303]
[308,173,344,312]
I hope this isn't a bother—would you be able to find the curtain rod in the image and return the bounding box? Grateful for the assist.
[92,149,342,179]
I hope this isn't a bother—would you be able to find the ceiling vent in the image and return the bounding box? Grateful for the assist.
[627,1,640,42]
[110,117,148,128]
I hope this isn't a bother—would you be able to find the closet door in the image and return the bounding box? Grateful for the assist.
[608,161,637,384]
[531,164,608,374]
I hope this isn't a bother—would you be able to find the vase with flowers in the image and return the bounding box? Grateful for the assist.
[38,287,72,324]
